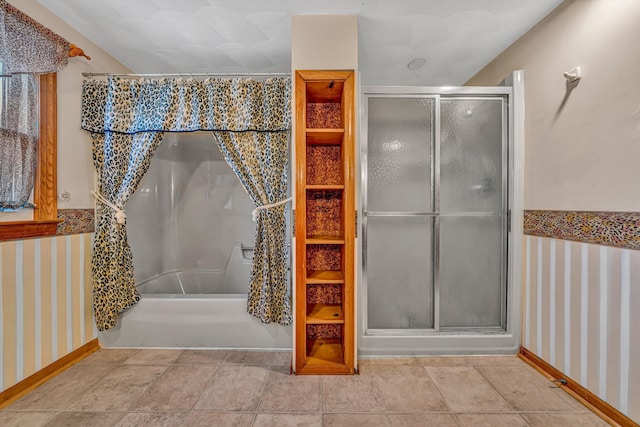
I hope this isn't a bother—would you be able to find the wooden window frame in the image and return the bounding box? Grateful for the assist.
[0,73,59,241]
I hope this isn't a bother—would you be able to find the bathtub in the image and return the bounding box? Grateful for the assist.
[99,243,293,349]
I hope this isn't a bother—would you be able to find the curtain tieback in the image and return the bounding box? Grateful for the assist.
[91,190,127,224]
[252,197,292,222]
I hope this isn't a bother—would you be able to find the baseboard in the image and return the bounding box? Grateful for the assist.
[519,346,638,427]
[0,338,100,409]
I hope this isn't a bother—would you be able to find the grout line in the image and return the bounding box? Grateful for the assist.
[251,359,273,416]
[320,367,325,415]
[421,365,454,413]
[472,364,520,413]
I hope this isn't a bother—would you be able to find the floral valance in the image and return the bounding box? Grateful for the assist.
[81,77,292,133]
[0,1,69,75]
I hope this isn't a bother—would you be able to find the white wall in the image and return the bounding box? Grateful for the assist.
[467,0,640,212]
[11,0,132,209]
[291,15,358,70]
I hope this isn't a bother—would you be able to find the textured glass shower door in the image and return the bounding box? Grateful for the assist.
[364,94,507,333]
[365,97,436,330]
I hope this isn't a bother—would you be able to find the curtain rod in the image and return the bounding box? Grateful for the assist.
[82,72,291,78]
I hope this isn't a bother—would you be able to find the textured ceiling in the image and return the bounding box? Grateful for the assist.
[36,0,563,85]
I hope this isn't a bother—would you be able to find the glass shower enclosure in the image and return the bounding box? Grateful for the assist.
[360,82,523,355]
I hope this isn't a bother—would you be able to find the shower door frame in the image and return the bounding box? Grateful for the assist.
[358,75,524,355]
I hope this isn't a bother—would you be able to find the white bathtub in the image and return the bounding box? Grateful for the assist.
[99,243,292,349]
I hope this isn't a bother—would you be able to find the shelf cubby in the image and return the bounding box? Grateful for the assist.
[307,283,342,304]
[306,244,342,272]
[306,145,343,186]
[307,103,342,129]
[306,190,343,239]
[307,304,344,324]
[306,338,345,368]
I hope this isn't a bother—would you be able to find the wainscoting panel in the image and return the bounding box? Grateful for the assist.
[524,235,639,421]
[0,233,96,393]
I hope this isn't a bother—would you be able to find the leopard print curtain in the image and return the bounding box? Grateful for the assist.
[214,131,291,325]
[91,132,163,331]
[0,74,37,209]
[0,1,70,75]
[82,76,291,330]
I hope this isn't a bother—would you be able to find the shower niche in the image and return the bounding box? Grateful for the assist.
[294,70,355,374]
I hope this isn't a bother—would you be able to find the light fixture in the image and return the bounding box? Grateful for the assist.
[407,58,426,71]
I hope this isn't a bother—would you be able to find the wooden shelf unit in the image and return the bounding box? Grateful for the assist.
[295,70,355,375]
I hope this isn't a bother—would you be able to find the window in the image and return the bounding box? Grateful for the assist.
[0,73,58,240]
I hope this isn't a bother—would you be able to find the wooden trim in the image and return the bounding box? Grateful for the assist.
[0,339,99,409]
[519,347,638,427]
[34,73,58,222]
[0,219,61,241]
[341,71,355,373]
[294,70,308,372]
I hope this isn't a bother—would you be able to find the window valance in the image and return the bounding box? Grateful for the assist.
[0,1,70,75]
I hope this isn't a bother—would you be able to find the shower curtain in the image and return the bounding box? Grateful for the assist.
[82,77,292,330]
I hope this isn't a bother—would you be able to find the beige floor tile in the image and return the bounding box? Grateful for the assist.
[224,350,281,365]
[123,349,183,365]
[323,413,391,426]
[357,359,371,367]
[322,370,385,412]
[273,351,293,366]
[258,366,321,412]
[425,366,513,412]
[67,365,167,412]
[367,357,418,365]
[174,349,228,364]
[9,364,114,411]
[463,355,525,366]
[185,412,255,427]
[415,356,469,367]
[455,413,529,427]
[0,411,56,427]
[254,413,322,427]
[476,365,579,412]
[549,387,591,413]
[388,413,458,427]
[79,349,139,364]
[114,412,190,427]
[520,412,610,426]
[357,361,375,375]
[131,364,217,411]
[194,365,269,411]
[44,412,125,427]
[372,364,448,412]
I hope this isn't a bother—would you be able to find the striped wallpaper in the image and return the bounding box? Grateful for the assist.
[524,235,640,421]
[0,233,96,393]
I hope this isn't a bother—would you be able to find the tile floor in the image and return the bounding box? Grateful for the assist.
[0,349,609,427]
